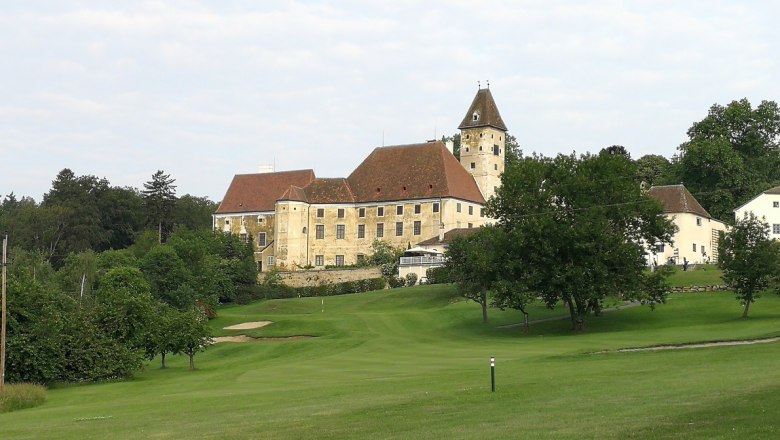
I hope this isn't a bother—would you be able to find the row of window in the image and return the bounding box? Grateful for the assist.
[313,254,363,267]
[463,144,501,156]
[315,221,423,239]
[774,224,780,234]
[317,203,440,219]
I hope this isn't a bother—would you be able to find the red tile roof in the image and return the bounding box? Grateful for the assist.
[216,170,315,214]
[458,88,507,131]
[648,185,711,218]
[347,141,485,204]
[303,178,355,204]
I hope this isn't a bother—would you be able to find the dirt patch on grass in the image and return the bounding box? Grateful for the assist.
[592,337,780,354]
[223,321,272,330]
[213,335,313,343]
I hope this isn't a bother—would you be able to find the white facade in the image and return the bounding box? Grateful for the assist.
[648,212,727,265]
[734,188,780,239]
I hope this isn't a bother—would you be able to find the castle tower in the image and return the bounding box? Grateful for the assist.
[458,87,508,201]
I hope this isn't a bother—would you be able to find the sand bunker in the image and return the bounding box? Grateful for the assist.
[223,321,272,330]
[213,335,312,343]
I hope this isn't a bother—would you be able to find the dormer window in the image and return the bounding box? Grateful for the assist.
[472,111,479,121]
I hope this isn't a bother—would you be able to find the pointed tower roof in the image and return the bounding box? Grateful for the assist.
[458,88,507,131]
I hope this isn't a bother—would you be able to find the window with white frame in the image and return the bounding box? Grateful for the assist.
[335,255,345,266]
[468,205,473,215]
[317,208,324,217]
[377,206,384,217]
[315,255,324,266]
[267,256,275,267]
[396,205,403,215]
[774,201,779,208]
[337,208,345,219]
[413,221,421,235]
[258,232,267,247]
[336,224,345,239]
[376,223,384,238]
[315,224,324,239]
[395,222,403,236]
[696,217,702,226]
[433,202,440,213]
[357,224,365,239]
[359,207,366,217]
[414,204,421,214]
[456,203,461,213]
[693,243,697,252]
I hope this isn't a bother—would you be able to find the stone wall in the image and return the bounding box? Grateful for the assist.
[260,267,383,288]
[670,285,729,293]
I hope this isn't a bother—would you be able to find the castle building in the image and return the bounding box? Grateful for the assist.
[213,88,507,271]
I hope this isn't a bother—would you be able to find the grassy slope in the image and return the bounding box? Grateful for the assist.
[2,284,780,439]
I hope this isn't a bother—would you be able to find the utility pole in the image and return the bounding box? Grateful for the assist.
[1,235,8,393]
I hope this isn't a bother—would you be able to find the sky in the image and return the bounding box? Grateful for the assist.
[2,1,779,203]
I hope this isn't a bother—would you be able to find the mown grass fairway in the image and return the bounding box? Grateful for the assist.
[3,285,780,439]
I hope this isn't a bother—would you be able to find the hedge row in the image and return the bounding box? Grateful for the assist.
[234,278,387,304]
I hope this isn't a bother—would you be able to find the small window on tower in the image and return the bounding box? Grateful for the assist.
[493,145,500,155]
[470,162,476,169]
[472,111,479,121]
[494,164,498,170]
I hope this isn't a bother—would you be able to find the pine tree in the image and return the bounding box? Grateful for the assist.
[142,171,177,244]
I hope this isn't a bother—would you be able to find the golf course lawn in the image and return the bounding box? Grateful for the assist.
[3,285,780,439]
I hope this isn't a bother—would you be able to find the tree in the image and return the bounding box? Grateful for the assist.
[600,145,630,159]
[143,170,177,244]
[635,154,671,187]
[169,309,212,370]
[140,246,193,309]
[368,239,404,281]
[503,133,522,167]
[445,226,505,323]
[719,213,780,318]
[673,99,780,222]
[487,152,675,331]
[173,195,219,230]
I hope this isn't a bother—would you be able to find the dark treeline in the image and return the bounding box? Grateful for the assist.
[1,169,259,384]
[0,168,219,268]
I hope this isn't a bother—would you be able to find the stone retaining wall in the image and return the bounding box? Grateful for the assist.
[259,267,383,288]
[670,285,729,293]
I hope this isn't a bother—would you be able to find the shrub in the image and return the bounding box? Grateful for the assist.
[388,276,406,288]
[405,273,418,286]
[0,383,47,413]
[426,267,450,285]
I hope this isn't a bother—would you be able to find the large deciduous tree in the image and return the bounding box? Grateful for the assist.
[719,213,780,318]
[487,152,675,331]
[673,99,780,222]
[143,170,177,243]
[445,226,505,323]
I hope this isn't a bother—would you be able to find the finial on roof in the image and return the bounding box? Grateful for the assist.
[477,80,481,89]
[486,79,490,89]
